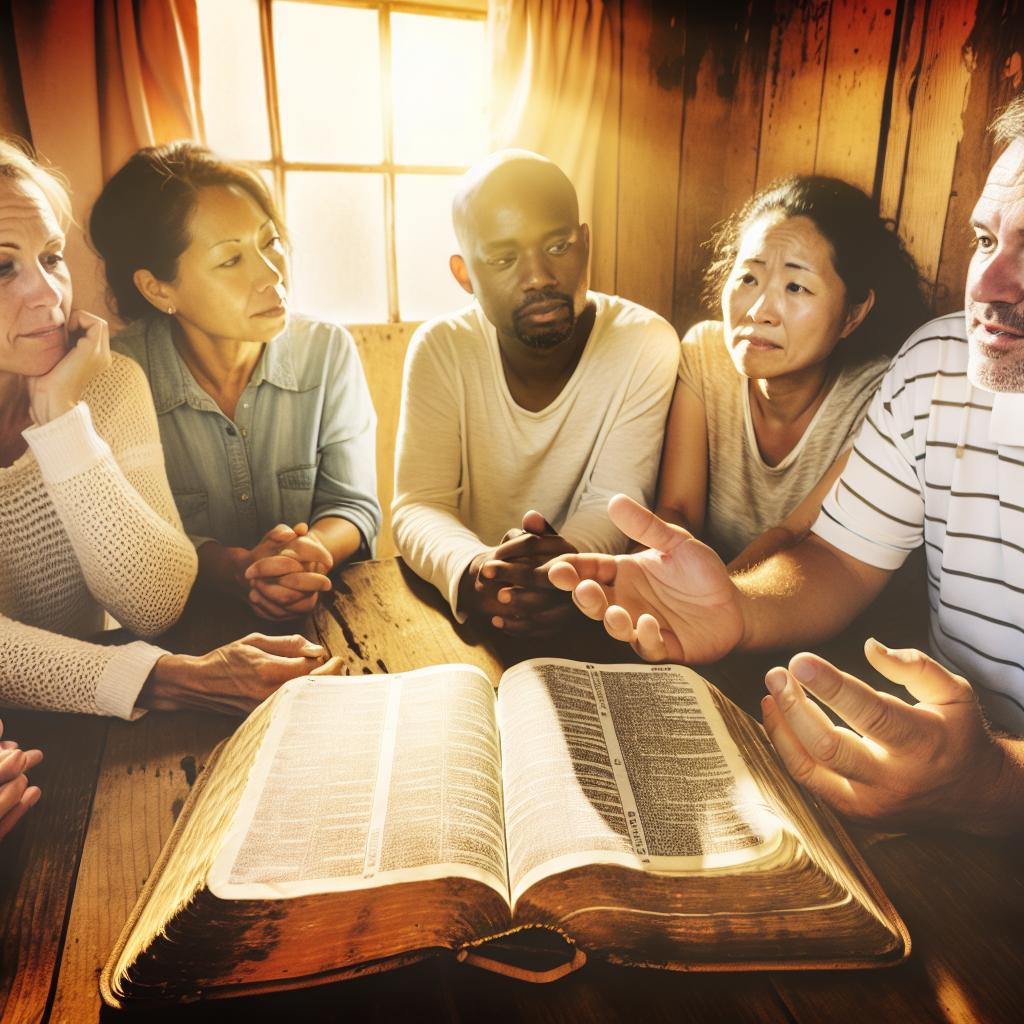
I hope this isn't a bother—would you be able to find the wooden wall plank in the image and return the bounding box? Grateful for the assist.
[615,0,685,320]
[590,0,622,297]
[672,2,774,332]
[814,0,899,194]
[934,0,1024,314]
[755,0,831,188]
[888,0,978,291]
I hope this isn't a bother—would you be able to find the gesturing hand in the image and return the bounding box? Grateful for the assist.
[461,511,578,636]
[244,522,333,620]
[547,494,744,662]
[0,720,42,843]
[762,639,1013,834]
[27,310,111,425]
[141,633,335,715]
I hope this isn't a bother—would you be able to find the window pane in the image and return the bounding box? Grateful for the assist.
[391,14,487,166]
[285,172,388,324]
[273,2,383,163]
[395,174,468,321]
[197,0,271,160]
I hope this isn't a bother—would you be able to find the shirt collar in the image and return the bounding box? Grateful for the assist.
[989,392,1024,447]
[143,317,300,415]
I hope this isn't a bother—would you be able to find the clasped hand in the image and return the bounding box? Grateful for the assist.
[243,522,333,620]
[0,719,42,843]
[463,510,577,636]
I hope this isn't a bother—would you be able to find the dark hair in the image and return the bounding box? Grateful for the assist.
[703,176,931,367]
[89,141,285,322]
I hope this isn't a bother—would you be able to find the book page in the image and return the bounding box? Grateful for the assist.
[498,660,783,904]
[208,666,509,901]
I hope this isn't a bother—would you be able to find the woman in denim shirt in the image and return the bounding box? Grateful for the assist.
[90,143,381,621]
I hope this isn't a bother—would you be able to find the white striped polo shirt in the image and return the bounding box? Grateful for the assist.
[811,312,1024,734]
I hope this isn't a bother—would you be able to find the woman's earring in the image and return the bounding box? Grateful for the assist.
[166,306,176,315]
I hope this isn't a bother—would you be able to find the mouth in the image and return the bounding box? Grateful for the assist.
[735,333,780,352]
[19,323,66,342]
[515,300,571,325]
[971,318,1024,353]
[252,303,287,319]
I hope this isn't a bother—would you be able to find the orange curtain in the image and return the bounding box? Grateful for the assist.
[488,0,613,229]
[10,0,203,319]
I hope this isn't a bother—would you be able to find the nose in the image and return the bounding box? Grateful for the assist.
[969,247,1024,306]
[255,249,285,292]
[745,285,781,325]
[518,249,557,292]
[25,260,64,310]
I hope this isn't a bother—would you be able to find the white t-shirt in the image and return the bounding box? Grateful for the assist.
[0,354,197,718]
[813,312,1024,733]
[677,320,888,561]
[392,292,679,616]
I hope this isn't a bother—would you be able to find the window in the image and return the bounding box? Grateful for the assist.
[197,0,488,324]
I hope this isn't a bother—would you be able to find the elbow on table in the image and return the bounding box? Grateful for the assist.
[111,545,197,639]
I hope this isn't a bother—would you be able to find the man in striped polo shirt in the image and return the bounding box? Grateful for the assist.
[549,96,1024,833]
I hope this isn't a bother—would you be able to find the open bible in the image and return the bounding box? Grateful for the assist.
[101,659,908,1006]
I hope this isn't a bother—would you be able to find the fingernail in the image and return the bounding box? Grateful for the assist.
[765,668,787,696]
[498,589,511,604]
[791,659,816,684]
[303,643,325,655]
[491,616,504,628]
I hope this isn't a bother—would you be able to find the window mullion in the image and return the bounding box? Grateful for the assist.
[259,0,287,215]
[380,4,400,322]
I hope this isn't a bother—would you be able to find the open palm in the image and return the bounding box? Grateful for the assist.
[548,495,744,662]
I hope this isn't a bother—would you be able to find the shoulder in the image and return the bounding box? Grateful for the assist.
[110,317,155,368]
[275,316,363,385]
[406,302,482,370]
[884,312,969,383]
[83,351,151,408]
[593,292,679,354]
[680,319,724,354]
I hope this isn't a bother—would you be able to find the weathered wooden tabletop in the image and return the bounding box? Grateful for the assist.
[1,557,1021,1023]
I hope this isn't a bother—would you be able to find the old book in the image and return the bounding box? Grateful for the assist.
[101,659,909,1006]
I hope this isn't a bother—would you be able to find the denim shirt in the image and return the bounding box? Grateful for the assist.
[112,315,381,556]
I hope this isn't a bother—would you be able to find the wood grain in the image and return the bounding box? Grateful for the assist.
[615,0,685,320]
[0,710,107,1024]
[756,0,831,189]
[814,0,899,193]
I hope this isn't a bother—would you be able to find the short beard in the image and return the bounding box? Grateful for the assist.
[512,290,576,350]
[967,302,1024,392]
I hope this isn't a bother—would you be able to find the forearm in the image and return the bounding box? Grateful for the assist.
[976,736,1024,835]
[728,525,803,573]
[310,516,363,567]
[732,535,890,651]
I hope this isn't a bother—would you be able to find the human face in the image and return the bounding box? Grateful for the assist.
[163,185,287,347]
[0,178,71,378]
[723,214,856,381]
[965,138,1024,393]
[460,188,589,351]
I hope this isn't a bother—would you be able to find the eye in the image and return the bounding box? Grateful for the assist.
[219,254,241,268]
[972,230,995,253]
[548,239,571,255]
[43,252,65,271]
[263,234,283,251]
[0,259,14,278]
[737,272,757,286]
[486,255,514,268]
[786,281,809,294]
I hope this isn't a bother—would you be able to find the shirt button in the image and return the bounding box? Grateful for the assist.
[240,428,248,437]
[226,425,237,436]
[240,492,250,502]
[242,402,249,409]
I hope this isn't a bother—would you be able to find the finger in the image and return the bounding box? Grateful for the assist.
[284,541,333,571]
[0,749,27,784]
[548,553,620,592]
[20,749,42,771]
[572,578,613,621]
[0,774,28,817]
[245,555,305,579]
[258,653,334,685]
[500,527,527,543]
[256,572,331,597]
[253,585,320,617]
[495,586,567,612]
[249,590,296,620]
[863,638,974,707]
[766,666,882,784]
[481,560,558,588]
[308,655,344,676]
[603,604,638,643]
[241,634,325,658]
[634,613,675,662]
[788,651,928,752]
[521,509,555,535]
[491,532,575,563]
[607,494,689,552]
[761,693,859,812]
[0,786,39,843]
[493,603,577,634]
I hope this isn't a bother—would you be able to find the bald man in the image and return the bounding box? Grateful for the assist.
[392,151,678,634]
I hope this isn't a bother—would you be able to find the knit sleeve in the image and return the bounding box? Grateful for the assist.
[22,355,198,638]
[0,612,164,719]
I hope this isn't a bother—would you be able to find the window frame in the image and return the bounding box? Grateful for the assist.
[251,0,487,322]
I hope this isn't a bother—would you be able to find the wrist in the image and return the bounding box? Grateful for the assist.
[458,551,491,615]
[966,736,1024,836]
[138,654,192,708]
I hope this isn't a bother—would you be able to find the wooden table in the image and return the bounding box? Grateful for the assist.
[1,558,1022,1023]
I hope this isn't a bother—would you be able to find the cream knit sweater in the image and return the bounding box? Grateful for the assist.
[0,353,198,718]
